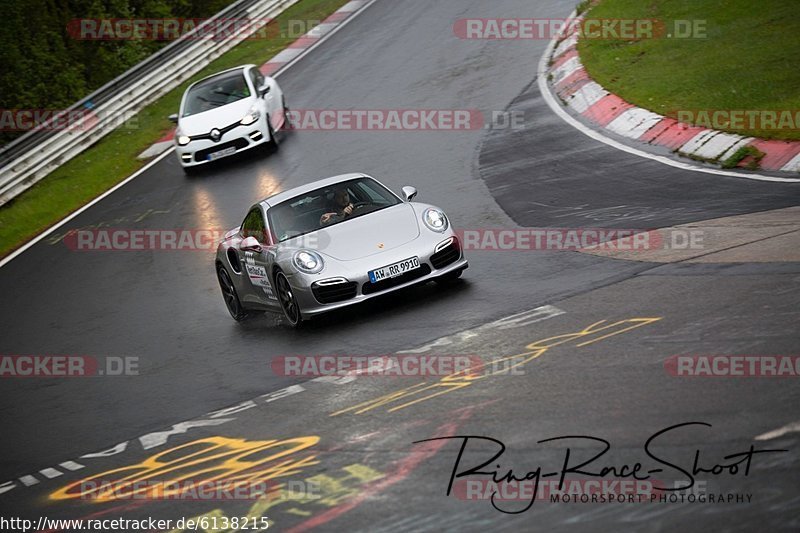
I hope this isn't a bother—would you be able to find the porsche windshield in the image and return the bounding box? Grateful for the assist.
[182,71,250,117]
[268,178,402,243]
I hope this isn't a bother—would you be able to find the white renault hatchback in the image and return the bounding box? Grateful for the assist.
[170,64,288,172]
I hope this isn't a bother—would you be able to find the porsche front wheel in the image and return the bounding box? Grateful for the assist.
[275,271,302,327]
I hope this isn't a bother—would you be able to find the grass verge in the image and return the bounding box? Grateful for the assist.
[0,0,350,259]
[578,0,800,142]
[721,145,765,170]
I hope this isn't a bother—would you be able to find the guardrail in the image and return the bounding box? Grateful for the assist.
[0,0,301,206]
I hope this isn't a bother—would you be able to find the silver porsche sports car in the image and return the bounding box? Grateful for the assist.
[215,173,468,326]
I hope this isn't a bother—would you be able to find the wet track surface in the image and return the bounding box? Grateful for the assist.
[481,80,800,228]
[1,0,798,531]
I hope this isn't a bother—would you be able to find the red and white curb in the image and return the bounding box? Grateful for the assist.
[137,129,174,160]
[544,13,800,177]
[137,0,371,160]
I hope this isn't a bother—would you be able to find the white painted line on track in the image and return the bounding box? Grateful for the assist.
[58,461,84,471]
[38,468,63,479]
[755,421,800,441]
[397,305,565,354]
[18,476,39,487]
[537,10,800,184]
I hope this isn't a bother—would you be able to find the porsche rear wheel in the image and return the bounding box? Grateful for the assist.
[275,271,302,327]
[217,265,249,321]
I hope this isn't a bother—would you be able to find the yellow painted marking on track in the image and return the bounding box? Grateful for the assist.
[50,435,320,502]
[332,317,662,415]
[574,318,662,347]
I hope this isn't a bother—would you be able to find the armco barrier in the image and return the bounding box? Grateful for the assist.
[0,0,300,206]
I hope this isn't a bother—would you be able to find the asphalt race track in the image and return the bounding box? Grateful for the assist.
[1,0,798,531]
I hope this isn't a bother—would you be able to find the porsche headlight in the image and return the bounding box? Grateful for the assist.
[176,129,191,146]
[240,105,261,125]
[423,208,448,232]
[293,250,324,274]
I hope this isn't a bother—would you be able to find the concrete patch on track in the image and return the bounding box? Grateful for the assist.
[579,206,800,263]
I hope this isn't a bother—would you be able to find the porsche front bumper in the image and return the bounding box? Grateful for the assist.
[286,236,468,317]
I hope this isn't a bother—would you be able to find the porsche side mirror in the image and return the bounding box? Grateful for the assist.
[258,84,271,97]
[240,236,262,253]
[168,113,179,123]
[401,186,417,202]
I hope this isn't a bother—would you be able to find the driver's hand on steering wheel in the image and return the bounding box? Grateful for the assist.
[320,203,356,225]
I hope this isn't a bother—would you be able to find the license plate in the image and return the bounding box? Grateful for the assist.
[207,147,236,160]
[369,256,420,283]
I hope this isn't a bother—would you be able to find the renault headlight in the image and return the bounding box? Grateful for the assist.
[293,250,324,274]
[240,105,261,125]
[423,208,448,232]
[176,128,190,146]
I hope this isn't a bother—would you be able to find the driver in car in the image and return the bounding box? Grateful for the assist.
[319,188,356,226]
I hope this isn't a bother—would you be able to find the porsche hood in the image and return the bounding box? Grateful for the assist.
[305,204,421,261]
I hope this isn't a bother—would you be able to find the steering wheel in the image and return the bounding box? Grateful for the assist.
[350,201,371,210]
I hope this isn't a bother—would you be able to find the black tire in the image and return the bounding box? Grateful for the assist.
[282,98,291,130]
[267,116,279,149]
[274,271,302,327]
[182,164,200,176]
[217,264,250,321]
[434,268,464,286]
